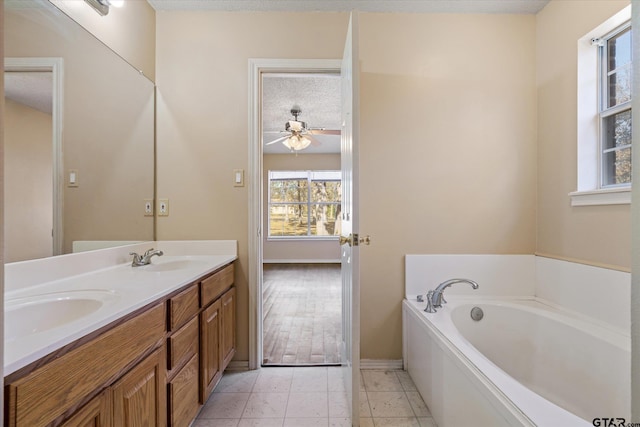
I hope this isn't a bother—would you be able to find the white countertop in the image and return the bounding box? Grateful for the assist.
[4,241,237,376]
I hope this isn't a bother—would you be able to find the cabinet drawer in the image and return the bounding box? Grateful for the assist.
[6,303,165,427]
[168,284,199,331]
[201,264,234,307]
[167,316,198,374]
[168,354,200,427]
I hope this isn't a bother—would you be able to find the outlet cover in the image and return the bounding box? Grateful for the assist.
[158,199,169,216]
[144,199,154,216]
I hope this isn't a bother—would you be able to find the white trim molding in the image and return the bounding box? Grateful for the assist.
[5,57,64,255]
[360,359,404,370]
[569,187,631,206]
[248,58,342,371]
[263,259,341,264]
[575,6,632,204]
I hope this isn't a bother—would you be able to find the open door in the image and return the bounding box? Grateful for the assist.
[340,12,361,427]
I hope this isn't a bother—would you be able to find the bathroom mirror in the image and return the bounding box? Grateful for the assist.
[4,0,155,262]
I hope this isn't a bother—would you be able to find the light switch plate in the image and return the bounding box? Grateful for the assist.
[158,199,169,216]
[144,199,154,216]
[233,169,244,187]
[68,169,78,187]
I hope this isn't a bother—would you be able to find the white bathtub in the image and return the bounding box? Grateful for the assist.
[402,297,631,427]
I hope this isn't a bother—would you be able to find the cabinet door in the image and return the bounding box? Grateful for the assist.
[112,348,167,427]
[220,287,236,371]
[200,299,222,402]
[61,391,110,427]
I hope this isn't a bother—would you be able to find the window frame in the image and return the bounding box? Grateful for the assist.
[267,170,341,240]
[597,22,632,189]
[571,6,632,206]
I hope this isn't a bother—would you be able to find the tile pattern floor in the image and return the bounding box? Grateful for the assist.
[194,367,437,427]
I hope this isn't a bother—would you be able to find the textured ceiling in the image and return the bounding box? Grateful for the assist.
[146,0,550,14]
[262,73,341,154]
[4,72,53,115]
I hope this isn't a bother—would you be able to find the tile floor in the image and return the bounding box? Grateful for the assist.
[193,367,437,427]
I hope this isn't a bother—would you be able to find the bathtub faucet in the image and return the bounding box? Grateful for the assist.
[427,278,479,311]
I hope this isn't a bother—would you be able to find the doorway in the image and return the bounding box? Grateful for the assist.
[4,58,63,262]
[260,71,343,366]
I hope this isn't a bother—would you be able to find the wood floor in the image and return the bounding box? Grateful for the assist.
[262,263,342,366]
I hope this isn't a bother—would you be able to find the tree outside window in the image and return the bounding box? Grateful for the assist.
[268,171,341,238]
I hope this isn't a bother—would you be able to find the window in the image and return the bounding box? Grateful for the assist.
[597,23,632,187]
[572,6,632,206]
[268,170,341,238]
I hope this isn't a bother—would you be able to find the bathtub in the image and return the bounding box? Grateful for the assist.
[402,297,631,427]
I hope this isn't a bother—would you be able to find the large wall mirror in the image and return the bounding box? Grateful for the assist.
[4,0,155,262]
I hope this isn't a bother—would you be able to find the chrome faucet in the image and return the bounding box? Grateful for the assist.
[424,278,479,313]
[130,248,164,267]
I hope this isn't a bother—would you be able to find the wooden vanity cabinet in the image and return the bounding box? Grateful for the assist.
[61,391,111,427]
[165,287,200,427]
[5,303,166,427]
[112,347,166,427]
[167,354,199,427]
[164,262,236,424]
[200,298,222,402]
[4,261,236,427]
[220,287,236,370]
[199,263,235,403]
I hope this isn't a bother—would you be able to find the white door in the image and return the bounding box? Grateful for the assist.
[340,12,361,427]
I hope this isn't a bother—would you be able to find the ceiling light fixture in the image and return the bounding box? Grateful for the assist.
[283,135,312,151]
[84,0,124,16]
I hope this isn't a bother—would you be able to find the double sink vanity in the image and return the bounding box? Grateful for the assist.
[4,240,238,427]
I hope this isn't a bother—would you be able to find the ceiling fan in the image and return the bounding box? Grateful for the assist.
[264,106,340,152]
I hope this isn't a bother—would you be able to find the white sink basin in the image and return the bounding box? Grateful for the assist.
[5,290,119,341]
[139,258,208,272]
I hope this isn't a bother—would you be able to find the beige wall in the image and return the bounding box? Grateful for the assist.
[263,154,341,262]
[156,11,537,361]
[4,99,53,262]
[155,11,349,361]
[536,0,631,269]
[5,6,155,255]
[50,0,156,81]
[359,13,537,359]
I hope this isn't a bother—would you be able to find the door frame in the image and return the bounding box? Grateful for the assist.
[5,57,64,256]
[247,58,342,370]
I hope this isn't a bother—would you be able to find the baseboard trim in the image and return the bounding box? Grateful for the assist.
[228,359,404,371]
[226,360,250,371]
[263,259,341,264]
[360,359,404,370]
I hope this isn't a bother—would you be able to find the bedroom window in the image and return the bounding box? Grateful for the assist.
[572,6,631,206]
[268,170,341,238]
[598,23,632,187]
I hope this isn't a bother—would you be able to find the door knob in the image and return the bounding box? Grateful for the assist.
[339,233,371,247]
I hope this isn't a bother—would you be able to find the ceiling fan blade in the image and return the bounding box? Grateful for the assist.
[309,129,341,136]
[308,135,321,147]
[265,135,290,145]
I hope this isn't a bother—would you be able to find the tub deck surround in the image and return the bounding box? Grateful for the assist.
[406,254,631,334]
[4,240,238,376]
[405,254,537,300]
[403,254,632,427]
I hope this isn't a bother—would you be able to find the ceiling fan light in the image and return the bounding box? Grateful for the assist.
[283,135,311,151]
